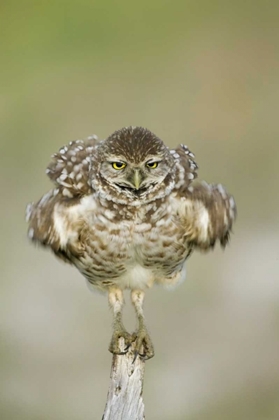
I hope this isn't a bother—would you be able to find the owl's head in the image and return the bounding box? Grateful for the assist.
[97,127,174,198]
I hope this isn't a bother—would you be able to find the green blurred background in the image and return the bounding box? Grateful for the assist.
[1,1,279,419]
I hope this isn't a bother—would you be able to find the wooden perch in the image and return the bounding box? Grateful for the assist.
[103,338,146,420]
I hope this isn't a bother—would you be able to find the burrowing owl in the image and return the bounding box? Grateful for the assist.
[26,126,236,360]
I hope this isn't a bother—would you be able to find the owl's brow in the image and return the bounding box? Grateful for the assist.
[105,154,163,163]
[110,155,163,164]
[106,155,127,163]
[145,156,163,162]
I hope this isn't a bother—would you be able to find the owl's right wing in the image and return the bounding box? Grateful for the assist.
[46,135,99,197]
[176,181,237,250]
[26,135,100,260]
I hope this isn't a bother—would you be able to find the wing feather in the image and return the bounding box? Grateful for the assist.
[46,135,99,197]
[171,144,199,190]
[26,134,99,260]
[177,181,237,250]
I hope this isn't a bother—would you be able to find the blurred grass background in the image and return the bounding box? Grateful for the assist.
[1,1,279,419]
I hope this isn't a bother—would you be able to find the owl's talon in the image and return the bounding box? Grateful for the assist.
[139,352,147,359]
[132,351,138,364]
[109,330,134,355]
[133,328,155,361]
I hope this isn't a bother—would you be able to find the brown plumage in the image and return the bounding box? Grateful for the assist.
[26,126,236,359]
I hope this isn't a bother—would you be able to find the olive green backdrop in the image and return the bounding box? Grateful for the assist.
[1,1,278,419]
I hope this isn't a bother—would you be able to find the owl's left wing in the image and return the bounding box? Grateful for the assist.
[176,182,237,250]
[170,144,199,190]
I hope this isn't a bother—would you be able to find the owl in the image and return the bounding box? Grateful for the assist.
[26,126,236,360]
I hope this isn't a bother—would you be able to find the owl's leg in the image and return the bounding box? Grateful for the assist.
[131,289,154,360]
[108,287,135,355]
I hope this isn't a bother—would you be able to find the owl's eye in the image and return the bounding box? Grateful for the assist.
[146,161,159,169]
[112,162,126,170]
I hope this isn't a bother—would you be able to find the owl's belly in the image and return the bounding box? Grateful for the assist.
[72,217,189,291]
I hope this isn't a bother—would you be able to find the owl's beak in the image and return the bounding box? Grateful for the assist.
[132,169,143,190]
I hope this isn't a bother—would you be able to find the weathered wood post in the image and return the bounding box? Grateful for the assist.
[103,339,146,420]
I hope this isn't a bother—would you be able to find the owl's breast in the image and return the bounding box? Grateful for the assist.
[135,217,188,273]
[59,196,189,289]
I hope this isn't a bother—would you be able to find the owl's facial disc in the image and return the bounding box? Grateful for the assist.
[100,157,169,195]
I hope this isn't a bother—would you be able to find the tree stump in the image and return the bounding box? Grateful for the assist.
[103,338,146,420]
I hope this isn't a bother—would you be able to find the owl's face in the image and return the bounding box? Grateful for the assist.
[97,127,174,198]
[100,152,171,194]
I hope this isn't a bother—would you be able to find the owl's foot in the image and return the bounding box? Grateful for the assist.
[109,328,135,355]
[133,327,155,361]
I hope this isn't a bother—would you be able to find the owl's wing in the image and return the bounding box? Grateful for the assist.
[46,135,99,197]
[26,135,99,260]
[26,189,70,260]
[176,181,237,250]
[170,144,199,190]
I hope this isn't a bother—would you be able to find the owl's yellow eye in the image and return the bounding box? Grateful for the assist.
[112,162,126,170]
[146,161,159,169]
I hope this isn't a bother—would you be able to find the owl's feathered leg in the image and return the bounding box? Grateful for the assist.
[131,289,154,360]
[108,287,134,355]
